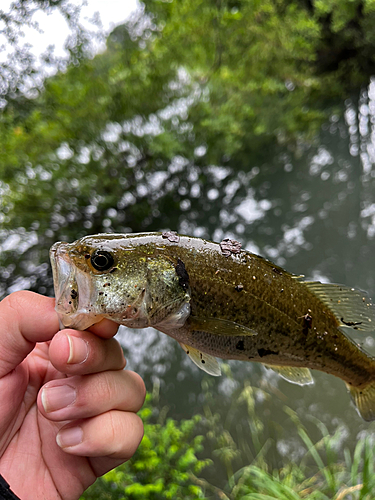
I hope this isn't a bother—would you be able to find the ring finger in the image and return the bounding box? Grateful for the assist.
[56,410,144,459]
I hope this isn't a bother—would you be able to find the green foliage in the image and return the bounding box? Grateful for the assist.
[80,377,375,500]
[81,394,211,500]
[2,0,375,296]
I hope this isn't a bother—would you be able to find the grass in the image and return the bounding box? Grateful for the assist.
[199,375,375,500]
[82,371,375,500]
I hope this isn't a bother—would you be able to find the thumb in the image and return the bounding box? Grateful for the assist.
[0,291,59,378]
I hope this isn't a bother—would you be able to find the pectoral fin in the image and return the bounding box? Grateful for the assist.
[189,316,257,336]
[264,364,314,386]
[179,342,221,376]
[346,382,375,421]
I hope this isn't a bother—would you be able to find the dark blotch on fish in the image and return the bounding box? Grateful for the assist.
[236,340,245,351]
[220,238,242,257]
[258,348,278,358]
[70,289,78,300]
[302,312,313,335]
[175,258,190,290]
[235,284,244,292]
[341,317,363,329]
[162,230,180,243]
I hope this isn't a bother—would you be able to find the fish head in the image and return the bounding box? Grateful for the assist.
[50,235,150,330]
[50,234,191,330]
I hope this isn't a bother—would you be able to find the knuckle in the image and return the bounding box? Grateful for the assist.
[0,292,34,339]
[128,413,144,455]
[2,291,27,314]
[110,338,126,368]
[106,411,118,447]
[115,412,144,458]
[98,372,115,402]
[129,371,147,406]
[99,411,144,459]
[132,413,144,441]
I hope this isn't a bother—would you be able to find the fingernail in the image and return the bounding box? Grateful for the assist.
[41,385,76,413]
[66,334,89,364]
[56,426,83,448]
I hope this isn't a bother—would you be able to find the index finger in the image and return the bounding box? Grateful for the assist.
[0,291,59,377]
[88,318,120,338]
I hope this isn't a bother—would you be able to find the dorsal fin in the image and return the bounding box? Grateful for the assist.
[304,282,375,332]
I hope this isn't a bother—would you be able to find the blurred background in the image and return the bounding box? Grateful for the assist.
[1,1,375,498]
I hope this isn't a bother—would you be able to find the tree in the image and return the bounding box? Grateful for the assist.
[0,0,101,99]
[1,0,375,297]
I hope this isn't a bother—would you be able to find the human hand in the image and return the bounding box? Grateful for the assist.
[0,291,145,500]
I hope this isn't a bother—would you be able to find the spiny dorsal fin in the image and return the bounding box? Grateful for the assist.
[179,342,221,376]
[264,364,314,386]
[346,382,375,421]
[304,282,375,332]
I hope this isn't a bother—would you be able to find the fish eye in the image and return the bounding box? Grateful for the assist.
[90,250,114,271]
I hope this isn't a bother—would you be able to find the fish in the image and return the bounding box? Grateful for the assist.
[50,231,375,421]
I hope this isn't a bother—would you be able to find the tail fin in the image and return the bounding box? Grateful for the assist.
[346,382,375,421]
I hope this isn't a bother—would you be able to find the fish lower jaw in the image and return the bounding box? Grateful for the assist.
[58,310,104,330]
[118,316,150,328]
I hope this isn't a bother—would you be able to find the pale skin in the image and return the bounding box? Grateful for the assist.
[0,291,146,500]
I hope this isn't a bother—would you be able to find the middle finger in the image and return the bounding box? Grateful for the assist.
[38,369,146,421]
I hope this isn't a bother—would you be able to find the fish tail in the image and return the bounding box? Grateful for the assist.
[346,381,375,421]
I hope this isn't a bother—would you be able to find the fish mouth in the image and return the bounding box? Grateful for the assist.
[50,242,101,330]
[50,242,76,316]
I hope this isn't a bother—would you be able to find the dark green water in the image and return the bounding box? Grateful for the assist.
[116,92,375,478]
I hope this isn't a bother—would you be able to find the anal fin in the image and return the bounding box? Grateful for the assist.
[346,382,375,421]
[179,342,221,376]
[264,364,314,386]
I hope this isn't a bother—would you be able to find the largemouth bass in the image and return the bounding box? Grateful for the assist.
[50,232,375,421]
